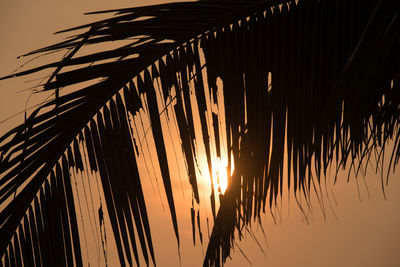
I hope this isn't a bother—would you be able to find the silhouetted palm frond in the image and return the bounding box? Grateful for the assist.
[1,0,399,266]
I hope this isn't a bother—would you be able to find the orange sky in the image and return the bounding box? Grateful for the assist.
[1,1,400,266]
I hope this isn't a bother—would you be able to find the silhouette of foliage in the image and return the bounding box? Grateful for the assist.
[1,0,399,266]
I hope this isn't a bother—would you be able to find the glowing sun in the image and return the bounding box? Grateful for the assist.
[212,157,234,194]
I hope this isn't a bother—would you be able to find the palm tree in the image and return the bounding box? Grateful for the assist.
[1,0,399,266]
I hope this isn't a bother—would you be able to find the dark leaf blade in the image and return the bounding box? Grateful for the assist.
[61,156,83,267]
[90,117,127,266]
[115,93,156,266]
[143,70,180,246]
[191,207,196,245]
[73,139,84,171]
[212,112,221,159]
[174,99,200,203]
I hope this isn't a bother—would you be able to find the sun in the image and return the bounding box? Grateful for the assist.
[212,157,234,194]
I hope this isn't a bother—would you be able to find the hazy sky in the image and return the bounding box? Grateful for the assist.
[1,1,400,266]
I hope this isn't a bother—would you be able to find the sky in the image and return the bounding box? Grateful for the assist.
[1,1,400,266]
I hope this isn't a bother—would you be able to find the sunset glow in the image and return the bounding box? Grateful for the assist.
[212,157,234,194]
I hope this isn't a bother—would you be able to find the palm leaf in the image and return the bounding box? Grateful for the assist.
[1,0,400,266]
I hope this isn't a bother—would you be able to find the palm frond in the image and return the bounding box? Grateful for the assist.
[1,0,400,266]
